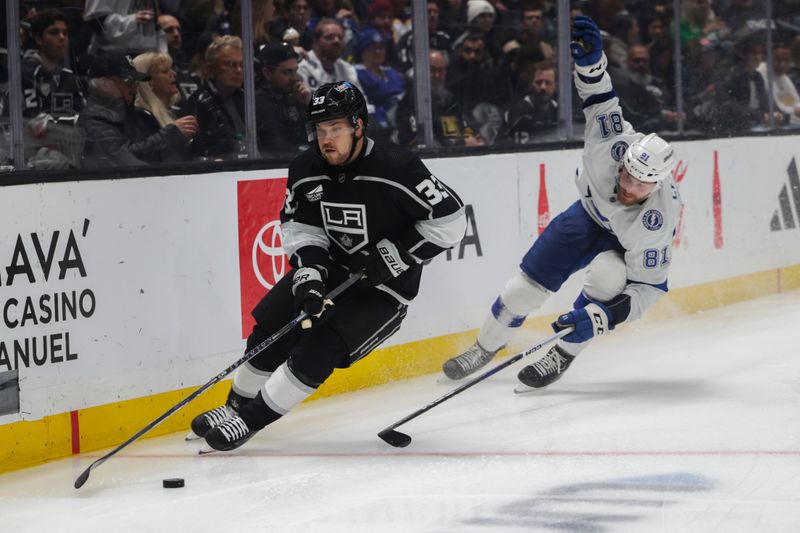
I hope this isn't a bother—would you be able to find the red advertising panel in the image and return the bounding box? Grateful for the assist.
[237,178,290,338]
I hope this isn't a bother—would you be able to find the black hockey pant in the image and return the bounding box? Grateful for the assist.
[242,266,408,389]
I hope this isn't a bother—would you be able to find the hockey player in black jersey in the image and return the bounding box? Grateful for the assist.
[194,81,467,452]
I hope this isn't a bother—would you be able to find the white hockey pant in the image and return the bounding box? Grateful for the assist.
[479,251,627,356]
[560,250,627,356]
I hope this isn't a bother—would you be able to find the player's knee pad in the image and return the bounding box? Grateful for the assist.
[583,251,626,302]
[495,271,550,324]
[260,362,316,416]
[285,326,349,388]
[245,323,291,374]
[231,361,271,399]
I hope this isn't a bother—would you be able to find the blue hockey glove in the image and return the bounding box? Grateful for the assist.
[570,15,603,67]
[292,267,334,327]
[552,302,613,343]
[348,238,412,287]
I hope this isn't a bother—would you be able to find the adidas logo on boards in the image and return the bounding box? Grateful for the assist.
[770,157,800,231]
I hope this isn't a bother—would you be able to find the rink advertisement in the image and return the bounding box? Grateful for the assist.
[236,178,291,338]
[1,136,799,472]
[0,221,92,374]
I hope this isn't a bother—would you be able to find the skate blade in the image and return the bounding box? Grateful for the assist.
[513,383,543,395]
[198,444,217,455]
[185,430,202,441]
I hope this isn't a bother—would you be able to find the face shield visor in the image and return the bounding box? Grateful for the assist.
[306,119,356,143]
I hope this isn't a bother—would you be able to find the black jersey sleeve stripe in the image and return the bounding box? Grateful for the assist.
[582,90,617,109]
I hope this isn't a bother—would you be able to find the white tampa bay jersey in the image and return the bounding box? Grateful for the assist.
[574,68,683,322]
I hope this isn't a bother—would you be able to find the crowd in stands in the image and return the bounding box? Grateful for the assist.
[1,0,800,170]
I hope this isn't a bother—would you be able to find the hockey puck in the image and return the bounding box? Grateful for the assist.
[162,478,185,488]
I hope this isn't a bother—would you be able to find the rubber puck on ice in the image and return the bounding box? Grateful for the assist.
[162,478,185,488]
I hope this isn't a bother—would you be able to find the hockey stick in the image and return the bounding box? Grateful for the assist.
[378,327,573,448]
[74,274,361,489]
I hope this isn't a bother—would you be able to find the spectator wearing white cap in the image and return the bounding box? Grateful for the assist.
[453,0,503,63]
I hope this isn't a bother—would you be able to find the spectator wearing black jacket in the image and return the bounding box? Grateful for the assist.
[184,35,247,160]
[157,14,199,103]
[131,51,198,163]
[609,44,679,132]
[447,33,509,144]
[504,61,559,144]
[79,52,184,168]
[255,42,311,157]
[396,0,452,75]
[397,49,479,148]
[20,10,87,169]
[713,36,784,135]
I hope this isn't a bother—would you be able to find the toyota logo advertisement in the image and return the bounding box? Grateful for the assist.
[237,178,290,338]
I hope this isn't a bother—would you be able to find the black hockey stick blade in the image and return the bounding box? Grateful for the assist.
[73,274,362,489]
[74,467,91,489]
[376,327,573,447]
[378,428,412,448]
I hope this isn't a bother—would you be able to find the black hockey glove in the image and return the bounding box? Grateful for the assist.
[292,267,334,327]
[349,238,412,287]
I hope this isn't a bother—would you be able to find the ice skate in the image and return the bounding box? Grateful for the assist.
[199,415,257,453]
[186,404,238,441]
[442,342,499,381]
[516,344,575,390]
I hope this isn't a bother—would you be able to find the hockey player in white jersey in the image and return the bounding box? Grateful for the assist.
[442,15,682,388]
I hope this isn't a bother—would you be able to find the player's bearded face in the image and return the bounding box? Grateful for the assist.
[617,167,656,205]
[315,118,357,165]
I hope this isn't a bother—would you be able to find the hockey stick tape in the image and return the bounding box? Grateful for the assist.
[301,299,334,329]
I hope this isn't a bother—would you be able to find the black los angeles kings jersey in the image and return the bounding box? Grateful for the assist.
[280,138,467,303]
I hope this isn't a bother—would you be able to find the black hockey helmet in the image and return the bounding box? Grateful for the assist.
[306,81,369,130]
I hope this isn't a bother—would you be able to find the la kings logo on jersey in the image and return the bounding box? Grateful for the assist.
[321,202,368,253]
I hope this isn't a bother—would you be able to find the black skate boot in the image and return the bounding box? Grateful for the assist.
[201,415,257,452]
[442,342,499,380]
[199,392,281,453]
[187,391,249,440]
[517,344,575,389]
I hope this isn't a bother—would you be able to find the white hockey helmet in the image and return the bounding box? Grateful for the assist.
[622,133,675,183]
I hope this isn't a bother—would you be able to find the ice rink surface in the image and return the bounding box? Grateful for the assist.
[2,290,800,533]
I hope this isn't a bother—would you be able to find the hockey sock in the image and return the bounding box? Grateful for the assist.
[476,296,524,352]
[231,361,272,400]
[477,273,550,352]
[241,361,317,430]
